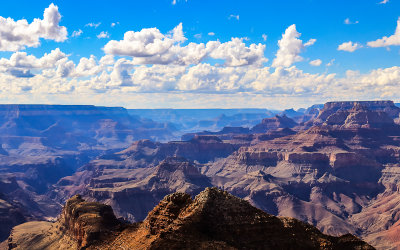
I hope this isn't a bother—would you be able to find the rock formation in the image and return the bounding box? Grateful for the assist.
[307,100,400,127]
[323,103,396,129]
[7,188,373,250]
[8,194,124,249]
[44,101,400,249]
[51,135,235,206]
[251,114,298,133]
[52,156,212,222]
[5,101,400,249]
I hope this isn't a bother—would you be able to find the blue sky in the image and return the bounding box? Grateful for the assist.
[0,0,399,109]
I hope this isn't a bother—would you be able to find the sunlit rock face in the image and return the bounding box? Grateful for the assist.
[308,101,400,127]
[7,188,373,250]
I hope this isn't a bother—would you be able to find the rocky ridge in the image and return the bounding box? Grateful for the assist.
[7,188,373,250]
[50,135,235,209]
[51,156,212,222]
[307,101,400,127]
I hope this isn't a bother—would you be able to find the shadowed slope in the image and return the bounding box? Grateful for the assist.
[8,188,373,250]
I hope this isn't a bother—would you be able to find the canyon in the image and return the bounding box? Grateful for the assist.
[2,101,400,249]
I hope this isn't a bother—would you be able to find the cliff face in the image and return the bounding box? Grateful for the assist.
[57,195,121,248]
[8,194,124,250]
[52,156,212,222]
[323,104,396,129]
[51,135,235,210]
[8,188,373,250]
[0,104,176,147]
[114,135,237,165]
[251,115,298,133]
[309,100,400,127]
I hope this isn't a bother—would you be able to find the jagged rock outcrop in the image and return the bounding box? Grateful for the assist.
[8,188,373,250]
[8,194,124,250]
[57,195,121,248]
[4,194,155,249]
[251,115,298,133]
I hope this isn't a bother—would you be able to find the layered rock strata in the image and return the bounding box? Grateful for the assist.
[8,188,373,250]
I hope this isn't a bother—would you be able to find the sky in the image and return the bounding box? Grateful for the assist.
[0,0,399,109]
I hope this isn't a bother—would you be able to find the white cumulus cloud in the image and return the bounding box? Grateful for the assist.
[103,26,176,57]
[104,23,267,67]
[309,59,322,66]
[209,38,266,67]
[1,21,399,109]
[367,18,400,47]
[0,3,67,51]
[337,41,362,52]
[272,24,315,68]
[1,53,400,110]
[304,38,316,47]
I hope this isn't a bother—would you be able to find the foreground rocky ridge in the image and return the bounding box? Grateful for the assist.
[8,188,373,250]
